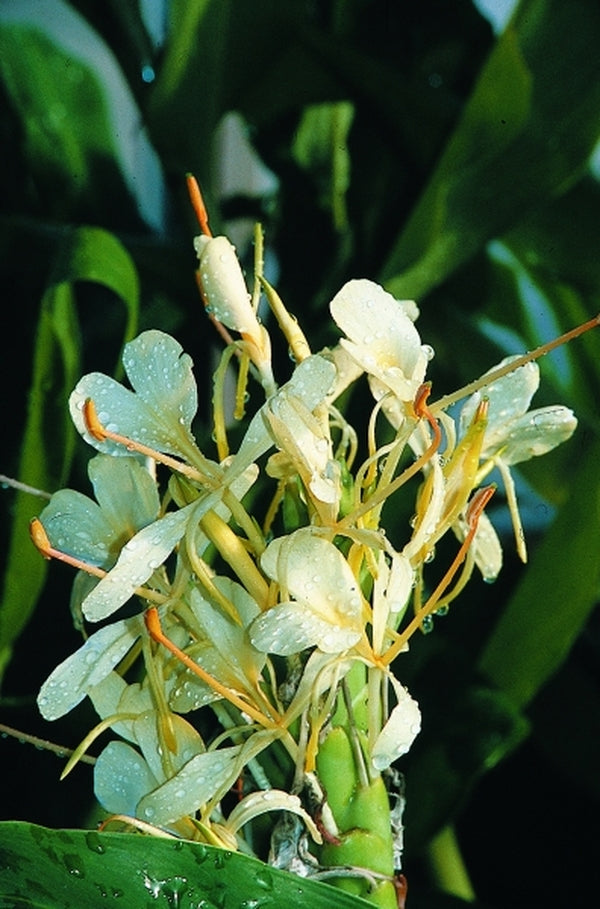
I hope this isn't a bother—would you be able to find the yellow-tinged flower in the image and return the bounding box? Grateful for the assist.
[459,356,577,562]
[330,279,431,424]
[250,529,365,656]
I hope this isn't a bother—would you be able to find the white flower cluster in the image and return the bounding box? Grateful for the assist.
[31,215,576,856]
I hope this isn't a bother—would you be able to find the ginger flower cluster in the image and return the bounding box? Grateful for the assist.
[31,192,578,897]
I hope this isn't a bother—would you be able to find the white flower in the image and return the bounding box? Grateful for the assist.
[459,357,577,561]
[372,677,421,771]
[330,279,430,419]
[250,529,364,656]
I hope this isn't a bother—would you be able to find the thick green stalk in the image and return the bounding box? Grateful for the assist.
[316,725,397,908]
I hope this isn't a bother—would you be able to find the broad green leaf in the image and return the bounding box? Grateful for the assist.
[478,438,600,707]
[0,21,139,224]
[381,0,600,298]
[0,822,379,909]
[0,227,139,683]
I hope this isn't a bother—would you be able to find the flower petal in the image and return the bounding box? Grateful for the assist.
[330,279,426,400]
[89,454,160,537]
[38,489,115,566]
[69,331,201,462]
[372,680,421,771]
[137,746,243,825]
[37,616,143,720]
[94,740,158,816]
[81,502,196,621]
[250,601,361,655]
[490,405,577,465]
[459,358,539,441]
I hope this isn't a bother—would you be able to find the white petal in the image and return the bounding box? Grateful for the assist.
[226,790,322,843]
[37,616,142,720]
[94,741,158,816]
[330,279,425,397]
[261,530,363,624]
[82,502,196,621]
[372,681,421,771]
[194,235,255,333]
[460,358,539,439]
[490,405,577,465]
[470,512,503,581]
[250,601,361,655]
[137,746,242,825]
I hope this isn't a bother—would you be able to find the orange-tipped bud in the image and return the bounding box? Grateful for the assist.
[83,398,108,441]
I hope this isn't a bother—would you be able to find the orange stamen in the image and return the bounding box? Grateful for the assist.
[30,517,106,578]
[186,173,212,237]
[381,485,495,665]
[82,398,213,485]
[30,516,166,604]
[144,607,280,729]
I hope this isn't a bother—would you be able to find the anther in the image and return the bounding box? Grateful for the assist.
[186,173,212,237]
[83,398,108,441]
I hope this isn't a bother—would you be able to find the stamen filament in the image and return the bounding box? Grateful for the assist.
[144,608,280,729]
[381,485,495,665]
[83,398,217,486]
[30,517,167,605]
[430,312,600,414]
[337,384,441,529]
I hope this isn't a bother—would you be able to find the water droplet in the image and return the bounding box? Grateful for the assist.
[254,868,274,891]
[84,830,104,856]
[63,853,84,877]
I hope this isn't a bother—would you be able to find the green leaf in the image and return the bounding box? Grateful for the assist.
[478,438,600,708]
[381,0,600,298]
[0,21,140,224]
[0,822,377,909]
[0,227,139,683]
[404,684,529,851]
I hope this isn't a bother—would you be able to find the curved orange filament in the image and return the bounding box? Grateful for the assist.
[82,398,213,485]
[144,607,281,729]
[186,173,212,237]
[30,516,166,604]
[30,517,106,577]
[381,485,495,666]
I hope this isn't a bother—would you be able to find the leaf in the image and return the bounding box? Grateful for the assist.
[381,0,600,298]
[0,822,379,909]
[0,227,139,683]
[478,438,600,708]
[0,20,140,225]
[404,683,529,851]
